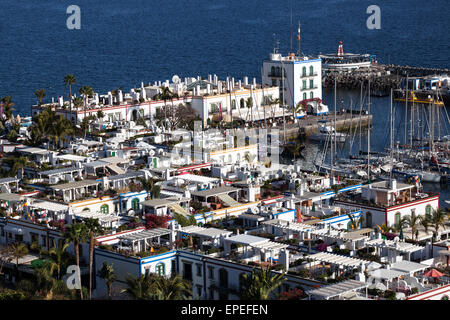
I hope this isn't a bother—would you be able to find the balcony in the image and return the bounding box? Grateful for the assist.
[300,85,318,91]
[301,72,319,78]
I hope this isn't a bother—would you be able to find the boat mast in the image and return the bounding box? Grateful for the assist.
[404,76,409,147]
[367,78,371,181]
[410,88,414,148]
[390,88,394,180]
[334,77,337,167]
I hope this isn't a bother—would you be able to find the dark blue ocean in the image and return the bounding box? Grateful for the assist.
[0,0,449,201]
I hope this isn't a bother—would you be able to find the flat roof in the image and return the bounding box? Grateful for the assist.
[181,225,233,238]
[16,147,49,154]
[119,228,171,242]
[309,252,370,268]
[369,268,408,280]
[0,193,23,202]
[56,154,87,162]
[390,260,429,273]
[0,177,20,184]
[174,174,219,184]
[307,279,368,300]
[29,201,69,212]
[39,166,82,176]
[100,156,129,164]
[107,171,145,181]
[50,180,100,191]
[226,234,270,246]
[142,197,189,208]
[191,186,239,198]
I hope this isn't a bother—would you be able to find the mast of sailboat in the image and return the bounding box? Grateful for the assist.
[359,81,363,155]
[367,78,371,181]
[404,76,409,148]
[390,88,394,180]
[334,77,337,167]
[410,88,414,148]
[282,59,286,144]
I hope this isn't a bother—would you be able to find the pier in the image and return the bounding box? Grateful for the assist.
[277,112,372,141]
[322,64,450,95]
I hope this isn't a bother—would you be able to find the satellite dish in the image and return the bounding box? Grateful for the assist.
[172,75,180,84]
[149,149,155,156]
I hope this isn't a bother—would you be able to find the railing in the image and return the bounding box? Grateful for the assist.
[301,72,319,78]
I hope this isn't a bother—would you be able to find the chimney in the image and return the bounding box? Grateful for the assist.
[238,80,242,89]
[244,76,248,85]
[206,84,211,94]
[253,78,257,86]
[208,74,212,83]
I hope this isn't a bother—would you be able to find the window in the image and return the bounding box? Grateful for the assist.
[196,264,202,277]
[441,295,449,300]
[100,204,109,214]
[395,212,401,226]
[302,66,306,77]
[310,79,314,89]
[366,212,372,228]
[219,268,228,289]
[425,205,431,219]
[156,263,165,276]
[144,266,151,275]
[239,273,246,290]
[183,263,192,281]
[171,260,176,274]
[310,66,314,76]
[196,285,203,297]
[210,103,220,113]
[231,100,236,110]
[131,198,140,211]
[208,266,214,280]
[310,91,314,99]
[240,98,245,109]
[302,80,306,89]
[303,93,307,100]
[270,66,275,76]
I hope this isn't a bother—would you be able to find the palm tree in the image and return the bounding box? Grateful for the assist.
[240,266,286,300]
[34,89,46,105]
[346,213,365,230]
[269,97,280,123]
[97,262,117,299]
[153,274,191,300]
[10,243,28,281]
[377,223,393,234]
[50,115,74,149]
[419,215,431,238]
[64,222,88,299]
[159,86,173,129]
[429,208,448,241]
[0,96,15,121]
[11,156,28,178]
[64,74,77,119]
[246,97,253,124]
[83,218,103,300]
[404,212,421,242]
[79,85,94,119]
[393,216,409,234]
[123,273,156,300]
[49,239,70,280]
[137,177,157,199]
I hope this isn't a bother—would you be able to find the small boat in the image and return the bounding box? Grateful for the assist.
[309,125,348,143]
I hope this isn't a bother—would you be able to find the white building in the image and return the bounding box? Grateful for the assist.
[262,50,325,115]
